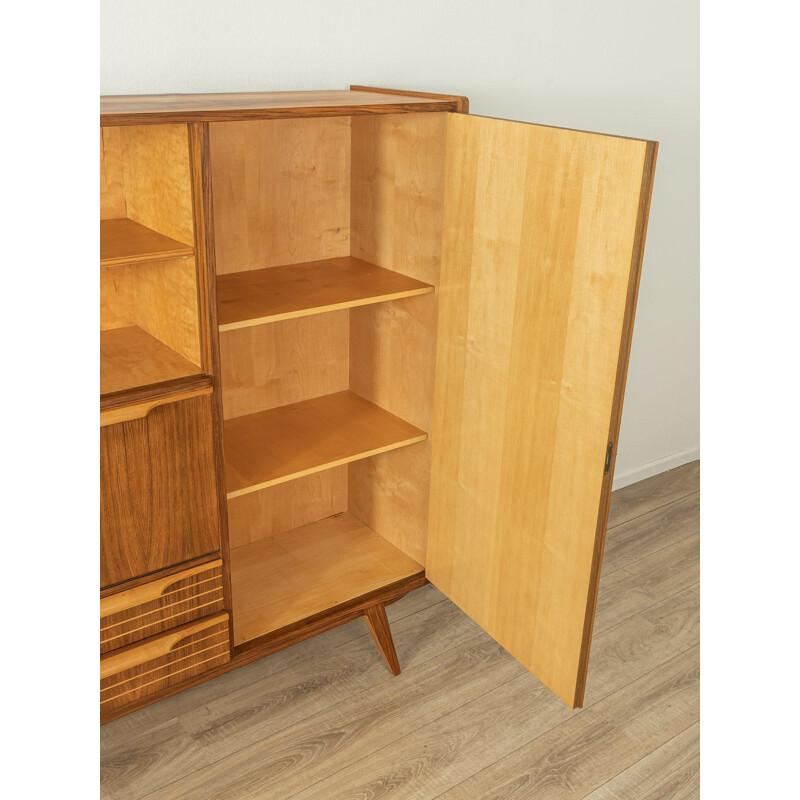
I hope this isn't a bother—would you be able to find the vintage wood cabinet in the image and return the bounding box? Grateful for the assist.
[99,86,657,723]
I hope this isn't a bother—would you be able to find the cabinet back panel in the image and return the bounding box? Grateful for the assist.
[100,257,202,366]
[100,124,194,246]
[426,113,655,706]
[226,468,348,549]
[210,118,351,274]
[218,311,349,419]
[349,113,447,566]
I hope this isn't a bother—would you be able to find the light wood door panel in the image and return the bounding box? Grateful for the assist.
[426,113,656,707]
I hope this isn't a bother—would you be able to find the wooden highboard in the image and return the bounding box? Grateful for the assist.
[99,86,656,722]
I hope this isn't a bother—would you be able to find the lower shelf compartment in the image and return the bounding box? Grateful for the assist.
[230,513,424,646]
[101,325,202,395]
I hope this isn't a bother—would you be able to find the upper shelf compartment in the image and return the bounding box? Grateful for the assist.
[217,256,434,331]
[101,219,194,268]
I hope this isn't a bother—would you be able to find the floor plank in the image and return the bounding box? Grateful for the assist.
[102,596,473,799]
[436,647,699,800]
[593,531,699,634]
[607,461,699,529]
[100,464,700,800]
[581,722,700,800]
[601,491,699,576]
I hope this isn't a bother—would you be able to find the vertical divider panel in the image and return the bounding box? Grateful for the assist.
[188,122,235,637]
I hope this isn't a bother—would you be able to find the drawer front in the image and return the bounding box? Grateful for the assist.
[100,394,222,588]
[100,612,230,719]
[100,560,225,654]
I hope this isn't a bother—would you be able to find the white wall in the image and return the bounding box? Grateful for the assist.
[101,0,699,488]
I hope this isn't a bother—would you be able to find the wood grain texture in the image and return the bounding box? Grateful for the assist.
[98,572,429,728]
[117,124,195,246]
[100,218,194,267]
[100,386,212,427]
[573,138,658,707]
[426,113,656,707]
[100,256,202,370]
[100,127,127,219]
[100,395,221,587]
[348,112,447,565]
[350,84,469,113]
[210,117,350,275]
[581,722,699,800]
[607,460,700,529]
[101,89,461,125]
[100,374,213,414]
[363,603,401,675]
[99,552,221,600]
[223,390,427,499]
[217,256,433,330]
[230,512,423,645]
[189,121,237,643]
[100,614,230,721]
[100,326,201,396]
[226,468,347,549]
[99,586,470,754]
[219,310,349,420]
[100,561,224,654]
[100,465,698,792]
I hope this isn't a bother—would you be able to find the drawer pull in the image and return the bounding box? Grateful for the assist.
[100,560,224,654]
[100,612,228,679]
[99,612,230,719]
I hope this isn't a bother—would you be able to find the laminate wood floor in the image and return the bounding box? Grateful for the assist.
[101,461,700,800]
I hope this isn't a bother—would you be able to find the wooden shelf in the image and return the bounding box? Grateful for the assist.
[224,390,427,499]
[230,512,424,645]
[101,218,194,267]
[216,256,434,331]
[101,326,201,396]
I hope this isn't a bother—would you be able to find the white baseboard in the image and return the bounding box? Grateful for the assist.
[612,446,700,490]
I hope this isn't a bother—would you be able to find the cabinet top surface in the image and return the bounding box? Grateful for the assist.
[100,88,463,125]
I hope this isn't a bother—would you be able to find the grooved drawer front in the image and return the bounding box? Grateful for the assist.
[100,613,230,719]
[100,560,224,654]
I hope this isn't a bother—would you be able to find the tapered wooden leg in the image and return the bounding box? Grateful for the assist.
[363,603,401,675]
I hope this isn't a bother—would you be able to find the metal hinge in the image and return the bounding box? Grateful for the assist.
[604,442,614,475]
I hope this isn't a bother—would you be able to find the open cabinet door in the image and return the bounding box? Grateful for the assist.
[426,113,657,707]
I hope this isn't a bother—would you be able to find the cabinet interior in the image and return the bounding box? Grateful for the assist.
[211,113,448,645]
[100,124,203,396]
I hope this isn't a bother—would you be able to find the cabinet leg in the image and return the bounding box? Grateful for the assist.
[363,603,401,675]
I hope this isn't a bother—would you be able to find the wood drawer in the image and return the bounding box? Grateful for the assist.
[100,612,230,719]
[100,559,225,654]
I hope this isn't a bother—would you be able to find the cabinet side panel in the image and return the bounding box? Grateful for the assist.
[349,113,447,565]
[101,128,127,220]
[427,113,652,706]
[210,118,351,274]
